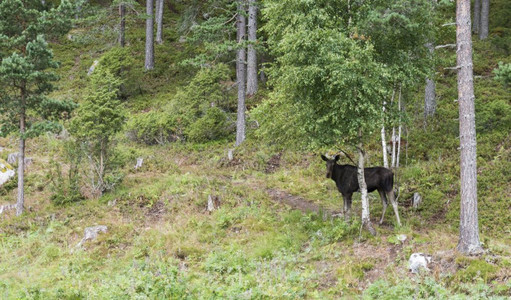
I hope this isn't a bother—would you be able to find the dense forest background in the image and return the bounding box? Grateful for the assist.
[0,0,510,298]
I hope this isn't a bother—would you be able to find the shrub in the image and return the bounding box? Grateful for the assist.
[493,62,511,87]
[126,110,180,145]
[187,107,231,142]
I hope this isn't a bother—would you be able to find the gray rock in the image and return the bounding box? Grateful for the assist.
[135,157,144,169]
[408,253,432,274]
[413,192,422,209]
[87,60,99,76]
[76,225,108,248]
[7,153,19,165]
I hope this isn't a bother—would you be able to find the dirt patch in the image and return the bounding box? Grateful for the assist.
[266,188,334,217]
[265,152,282,173]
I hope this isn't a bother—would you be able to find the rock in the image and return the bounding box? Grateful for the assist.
[179,36,186,43]
[7,153,18,165]
[227,149,234,161]
[76,225,108,248]
[134,157,144,169]
[413,192,422,209]
[397,234,407,243]
[408,253,432,274]
[6,153,32,166]
[0,204,16,215]
[0,159,15,186]
[87,60,99,76]
[207,195,220,212]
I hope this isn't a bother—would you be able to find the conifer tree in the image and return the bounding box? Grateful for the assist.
[0,0,76,216]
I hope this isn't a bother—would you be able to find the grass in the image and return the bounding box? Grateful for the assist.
[1,1,511,299]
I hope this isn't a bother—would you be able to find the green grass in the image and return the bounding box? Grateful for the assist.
[1,1,511,298]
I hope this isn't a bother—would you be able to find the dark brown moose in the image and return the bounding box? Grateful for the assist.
[321,154,401,226]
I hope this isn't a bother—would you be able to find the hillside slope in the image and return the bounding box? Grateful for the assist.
[0,1,510,299]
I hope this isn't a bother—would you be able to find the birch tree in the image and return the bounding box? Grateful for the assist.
[456,0,483,255]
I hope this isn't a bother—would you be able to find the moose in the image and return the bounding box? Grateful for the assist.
[321,154,401,226]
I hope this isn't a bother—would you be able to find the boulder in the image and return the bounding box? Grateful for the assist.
[76,225,108,248]
[408,253,432,274]
[0,159,15,186]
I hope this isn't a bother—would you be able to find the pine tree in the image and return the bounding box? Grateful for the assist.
[145,0,155,70]
[456,0,483,255]
[235,0,247,146]
[0,0,76,216]
[246,0,258,96]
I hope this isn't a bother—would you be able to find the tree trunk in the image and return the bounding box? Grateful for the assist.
[479,0,489,40]
[155,0,164,44]
[381,122,389,168]
[358,130,375,235]
[396,92,402,169]
[145,0,155,70]
[119,4,126,47]
[246,0,258,96]
[456,0,483,255]
[424,43,436,118]
[473,0,481,34]
[16,92,26,216]
[235,1,247,146]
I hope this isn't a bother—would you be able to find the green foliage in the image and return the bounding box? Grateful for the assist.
[493,62,511,87]
[96,47,140,98]
[69,69,126,196]
[187,106,230,142]
[48,140,84,206]
[127,64,234,145]
[0,0,76,138]
[455,258,500,284]
[126,110,179,145]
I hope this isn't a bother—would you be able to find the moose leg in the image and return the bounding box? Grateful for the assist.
[378,190,388,224]
[344,194,352,221]
[388,190,401,226]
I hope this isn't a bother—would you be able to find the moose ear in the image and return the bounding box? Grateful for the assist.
[321,154,328,161]
[334,155,340,162]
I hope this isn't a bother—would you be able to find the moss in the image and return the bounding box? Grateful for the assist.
[455,258,500,284]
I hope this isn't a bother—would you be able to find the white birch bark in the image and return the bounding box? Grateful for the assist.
[358,130,375,235]
[456,0,483,255]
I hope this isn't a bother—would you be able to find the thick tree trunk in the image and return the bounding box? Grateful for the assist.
[473,0,481,34]
[235,1,247,146]
[479,0,489,40]
[456,0,483,255]
[145,0,155,70]
[246,0,258,96]
[155,0,164,44]
[424,43,436,118]
[16,94,26,216]
[119,4,126,47]
[357,130,375,235]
